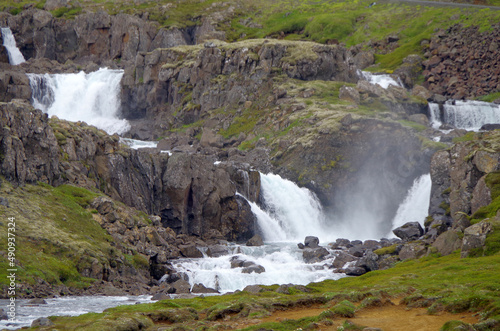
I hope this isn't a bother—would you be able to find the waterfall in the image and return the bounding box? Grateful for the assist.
[428,102,443,129]
[120,138,158,149]
[429,100,500,131]
[27,68,130,135]
[256,173,327,242]
[1,27,26,65]
[359,70,403,89]
[389,173,431,236]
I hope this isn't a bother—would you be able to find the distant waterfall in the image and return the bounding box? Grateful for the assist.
[1,27,26,65]
[429,100,500,131]
[358,70,403,89]
[251,173,328,242]
[389,174,432,236]
[28,68,130,135]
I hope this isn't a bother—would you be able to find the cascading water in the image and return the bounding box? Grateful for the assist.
[429,100,500,131]
[358,70,403,89]
[256,173,327,242]
[120,138,159,149]
[1,27,26,65]
[388,174,432,236]
[28,68,130,135]
[170,174,343,293]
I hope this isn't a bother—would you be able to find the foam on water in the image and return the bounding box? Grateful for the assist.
[359,70,403,89]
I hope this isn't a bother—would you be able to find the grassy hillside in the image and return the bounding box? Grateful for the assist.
[0,179,149,294]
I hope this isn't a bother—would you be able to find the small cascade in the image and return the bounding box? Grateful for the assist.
[1,27,26,65]
[170,244,343,294]
[120,138,158,149]
[389,173,432,235]
[28,68,130,135]
[428,102,443,129]
[358,70,403,89]
[429,100,500,131]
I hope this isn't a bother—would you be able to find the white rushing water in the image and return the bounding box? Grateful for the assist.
[28,68,130,135]
[0,295,151,330]
[429,100,500,131]
[120,138,158,149]
[256,173,327,242]
[359,70,403,89]
[1,27,26,65]
[389,174,432,236]
[172,244,343,294]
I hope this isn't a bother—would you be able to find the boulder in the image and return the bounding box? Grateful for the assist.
[461,221,493,258]
[332,251,358,268]
[169,279,191,294]
[179,244,204,258]
[31,317,54,327]
[206,245,229,257]
[241,264,265,274]
[304,236,320,248]
[348,246,365,258]
[246,234,264,246]
[345,267,367,276]
[339,86,360,104]
[398,242,427,260]
[28,298,48,305]
[356,251,379,272]
[192,283,218,293]
[303,247,329,263]
[393,222,424,241]
[230,256,245,268]
[432,230,462,256]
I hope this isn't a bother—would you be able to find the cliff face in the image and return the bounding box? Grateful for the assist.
[0,100,259,242]
[122,39,359,136]
[0,8,216,65]
[428,132,500,237]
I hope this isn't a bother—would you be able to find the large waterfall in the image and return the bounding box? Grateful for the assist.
[429,100,500,131]
[28,68,130,135]
[1,27,26,65]
[170,172,432,293]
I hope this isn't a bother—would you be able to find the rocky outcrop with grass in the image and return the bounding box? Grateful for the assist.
[0,100,258,243]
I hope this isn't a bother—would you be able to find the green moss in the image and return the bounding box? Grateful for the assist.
[374,244,398,256]
[453,132,476,143]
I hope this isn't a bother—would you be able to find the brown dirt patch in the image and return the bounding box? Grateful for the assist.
[256,301,479,330]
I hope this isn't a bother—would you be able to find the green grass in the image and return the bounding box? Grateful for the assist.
[28,249,500,330]
[0,180,146,291]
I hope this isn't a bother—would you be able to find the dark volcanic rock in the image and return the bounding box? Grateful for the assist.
[304,236,320,248]
[246,234,264,246]
[345,267,366,276]
[393,222,424,241]
[302,247,329,263]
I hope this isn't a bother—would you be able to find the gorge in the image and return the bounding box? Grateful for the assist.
[1,1,500,330]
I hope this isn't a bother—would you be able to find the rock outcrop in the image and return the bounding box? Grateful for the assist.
[0,100,258,242]
[423,24,500,99]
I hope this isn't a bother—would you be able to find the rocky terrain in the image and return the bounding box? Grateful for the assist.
[0,0,500,330]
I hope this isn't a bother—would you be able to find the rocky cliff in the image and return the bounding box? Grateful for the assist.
[0,100,259,242]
